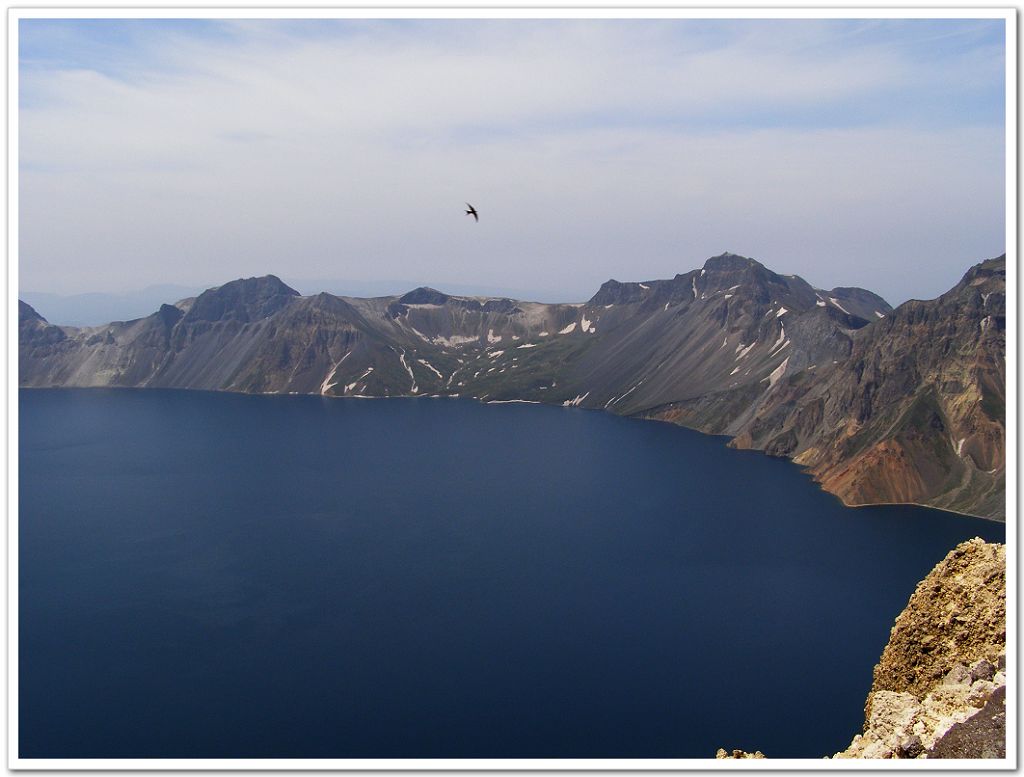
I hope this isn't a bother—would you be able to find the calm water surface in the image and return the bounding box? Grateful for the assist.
[19,388,1004,758]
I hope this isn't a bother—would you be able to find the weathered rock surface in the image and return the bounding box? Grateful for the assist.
[716,748,766,759]
[834,539,1006,759]
[927,685,1005,758]
[871,538,1005,699]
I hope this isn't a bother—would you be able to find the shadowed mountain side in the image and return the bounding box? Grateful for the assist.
[20,252,1005,518]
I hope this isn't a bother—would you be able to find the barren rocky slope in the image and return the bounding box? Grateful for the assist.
[20,252,1004,518]
[644,256,1006,519]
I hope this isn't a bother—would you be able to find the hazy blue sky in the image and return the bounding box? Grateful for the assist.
[19,17,1006,304]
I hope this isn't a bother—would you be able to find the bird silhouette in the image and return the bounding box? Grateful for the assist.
[465,203,479,222]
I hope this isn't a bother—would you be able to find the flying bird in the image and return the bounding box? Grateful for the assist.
[465,203,479,222]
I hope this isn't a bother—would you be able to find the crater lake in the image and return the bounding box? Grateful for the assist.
[18,388,1005,759]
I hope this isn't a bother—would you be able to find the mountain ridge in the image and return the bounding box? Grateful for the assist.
[19,252,1004,519]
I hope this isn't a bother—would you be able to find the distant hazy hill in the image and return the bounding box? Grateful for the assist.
[20,285,205,327]
[19,252,1004,519]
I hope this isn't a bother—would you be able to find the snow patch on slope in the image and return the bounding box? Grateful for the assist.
[345,366,374,393]
[829,297,851,315]
[417,358,443,379]
[398,350,418,393]
[320,351,351,395]
[562,391,590,407]
[433,334,479,347]
[767,357,790,388]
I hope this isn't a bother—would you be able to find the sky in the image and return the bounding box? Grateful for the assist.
[18,17,1006,305]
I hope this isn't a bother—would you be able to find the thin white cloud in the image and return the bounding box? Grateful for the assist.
[19,19,1005,305]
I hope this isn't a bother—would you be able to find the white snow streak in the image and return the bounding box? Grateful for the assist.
[345,366,373,393]
[417,359,443,379]
[559,322,577,334]
[398,350,418,394]
[767,357,790,388]
[605,379,645,408]
[319,351,351,395]
[735,342,756,360]
[517,343,538,349]
[829,297,851,315]
[433,334,479,347]
[487,328,502,344]
[562,391,590,407]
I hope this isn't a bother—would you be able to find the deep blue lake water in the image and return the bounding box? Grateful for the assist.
[19,388,1004,759]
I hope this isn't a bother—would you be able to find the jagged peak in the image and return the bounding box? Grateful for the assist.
[399,287,450,305]
[210,274,299,296]
[828,286,893,315]
[588,278,653,306]
[185,274,300,323]
[702,252,764,273]
[19,300,45,324]
[959,254,1006,288]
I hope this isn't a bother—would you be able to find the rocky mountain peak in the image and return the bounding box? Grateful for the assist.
[702,252,764,273]
[956,255,1005,294]
[19,299,66,346]
[398,287,451,305]
[184,275,299,323]
[588,279,651,306]
[19,300,45,324]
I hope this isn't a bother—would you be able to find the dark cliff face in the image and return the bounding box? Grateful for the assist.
[18,253,1004,519]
